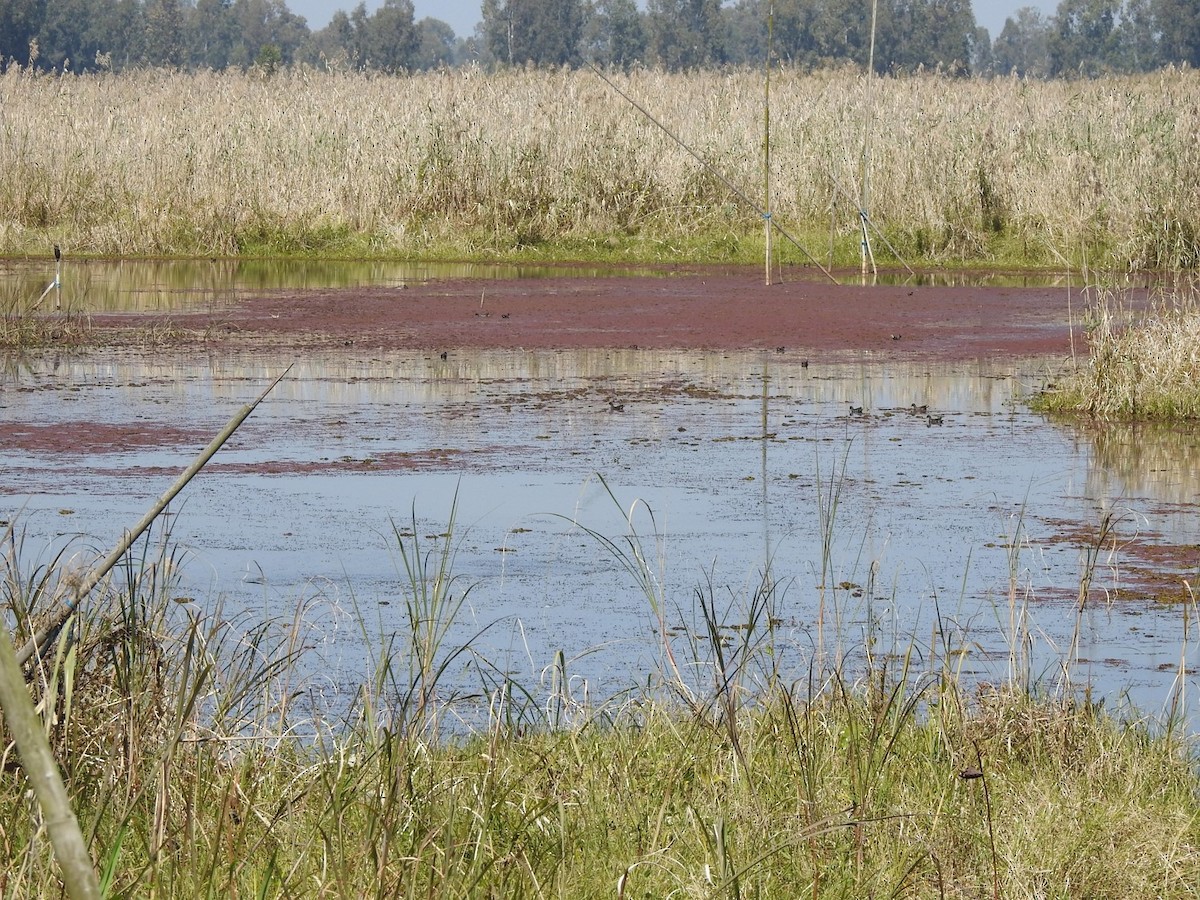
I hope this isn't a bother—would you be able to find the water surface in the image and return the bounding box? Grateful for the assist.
[3,347,1198,722]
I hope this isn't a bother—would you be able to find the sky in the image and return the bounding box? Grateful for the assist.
[287,1,1059,43]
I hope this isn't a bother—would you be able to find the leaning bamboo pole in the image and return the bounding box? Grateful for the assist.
[14,365,292,668]
[860,0,880,279]
[0,365,290,897]
[0,619,100,899]
[763,3,774,286]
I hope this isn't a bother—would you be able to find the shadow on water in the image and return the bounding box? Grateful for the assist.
[2,347,1199,724]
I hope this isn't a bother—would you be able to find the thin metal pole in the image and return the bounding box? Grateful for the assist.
[764,3,774,286]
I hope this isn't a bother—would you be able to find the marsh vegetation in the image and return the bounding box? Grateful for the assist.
[1038,280,1200,421]
[4,506,1199,898]
[1,66,1198,269]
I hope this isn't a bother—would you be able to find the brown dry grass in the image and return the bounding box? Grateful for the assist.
[1040,280,1200,420]
[0,66,1197,266]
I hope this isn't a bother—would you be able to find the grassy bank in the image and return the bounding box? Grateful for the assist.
[0,66,1198,269]
[1037,280,1200,420]
[3,515,1199,898]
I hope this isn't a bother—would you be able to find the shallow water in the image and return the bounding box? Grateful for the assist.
[3,347,1199,723]
[0,257,1096,315]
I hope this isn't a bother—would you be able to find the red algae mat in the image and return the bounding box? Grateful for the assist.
[92,272,1095,359]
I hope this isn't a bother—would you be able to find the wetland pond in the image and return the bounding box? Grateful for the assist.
[2,260,1198,726]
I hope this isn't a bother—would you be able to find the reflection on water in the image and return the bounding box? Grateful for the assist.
[1081,421,1200,506]
[2,347,1199,723]
[0,258,670,313]
[0,257,1143,314]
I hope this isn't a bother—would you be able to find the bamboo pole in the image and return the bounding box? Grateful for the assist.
[0,624,100,899]
[763,4,774,286]
[14,365,293,668]
[860,0,880,280]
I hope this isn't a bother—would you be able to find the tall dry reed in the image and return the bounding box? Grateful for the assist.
[0,65,1198,265]
[1039,281,1200,419]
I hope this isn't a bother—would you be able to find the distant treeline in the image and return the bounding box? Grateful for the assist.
[2,0,1197,77]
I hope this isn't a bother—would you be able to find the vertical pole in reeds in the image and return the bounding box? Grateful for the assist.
[860,0,880,280]
[763,3,774,286]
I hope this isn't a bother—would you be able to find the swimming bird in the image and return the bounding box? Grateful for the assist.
[608,398,625,412]
[926,414,944,426]
[909,403,927,415]
[849,404,864,416]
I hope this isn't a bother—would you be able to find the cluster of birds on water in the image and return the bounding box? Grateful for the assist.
[601,397,945,423]
[436,340,950,424]
[849,401,944,426]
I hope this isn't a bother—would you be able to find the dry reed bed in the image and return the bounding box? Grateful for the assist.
[1041,283,1200,419]
[0,66,1198,264]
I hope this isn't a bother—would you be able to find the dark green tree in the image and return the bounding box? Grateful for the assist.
[885,0,976,74]
[187,0,237,69]
[583,0,646,68]
[1114,0,1159,70]
[227,0,307,68]
[805,0,874,67]
[144,0,186,66]
[414,16,457,68]
[992,6,1052,75]
[645,0,726,69]
[971,23,994,73]
[0,0,44,66]
[482,0,585,66]
[1153,0,1200,66]
[88,0,144,69]
[34,0,91,69]
[306,9,357,67]
[1047,0,1120,75]
[361,0,419,70]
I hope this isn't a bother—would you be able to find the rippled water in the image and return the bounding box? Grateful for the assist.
[4,345,1199,722]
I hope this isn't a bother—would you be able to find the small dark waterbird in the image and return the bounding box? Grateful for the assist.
[909,403,927,415]
[926,413,944,426]
[849,404,864,416]
[608,398,625,412]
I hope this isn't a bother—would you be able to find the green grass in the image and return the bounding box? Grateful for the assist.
[3,499,1200,899]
